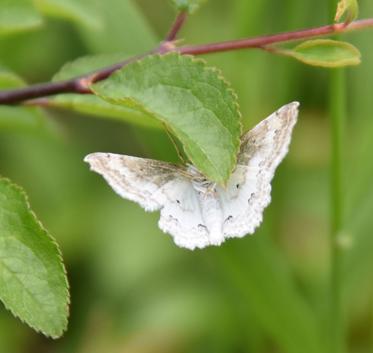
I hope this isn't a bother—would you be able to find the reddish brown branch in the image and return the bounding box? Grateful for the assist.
[179,19,373,55]
[1,18,373,105]
[166,11,188,41]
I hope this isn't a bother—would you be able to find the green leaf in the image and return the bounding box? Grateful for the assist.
[49,94,161,129]
[0,106,54,132]
[52,52,130,82]
[50,52,161,129]
[0,178,69,338]
[32,0,101,30]
[171,0,206,14]
[77,0,157,54]
[0,65,26,89]
[283,39,361,68]
[335,0,359,24]
[0,0,43,35]
[92,53,242,184]
[0,66,53,133]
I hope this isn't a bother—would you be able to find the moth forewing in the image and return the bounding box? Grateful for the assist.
[84,102,299,250]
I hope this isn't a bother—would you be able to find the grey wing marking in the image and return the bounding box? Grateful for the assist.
[221,102,299,237]
[84,153,181,211]
[85,152,209,249]
[238,101,299,171]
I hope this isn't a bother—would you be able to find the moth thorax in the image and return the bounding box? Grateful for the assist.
[187,164,215,194]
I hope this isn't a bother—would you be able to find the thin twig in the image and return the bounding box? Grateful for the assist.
[1,52,154,104]
[165,11,188,41]
[178,19,373,55]
[1,18,373,105]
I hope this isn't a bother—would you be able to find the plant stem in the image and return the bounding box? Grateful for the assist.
[329,3,346,353]
[165,11,188,41]
[1,18,373,104]
[329,68,346,353]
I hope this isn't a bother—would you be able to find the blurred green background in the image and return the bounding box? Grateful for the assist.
[1,0,373,352]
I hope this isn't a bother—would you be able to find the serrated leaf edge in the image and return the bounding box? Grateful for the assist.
[92,52,242,184]
[0,177,70,339]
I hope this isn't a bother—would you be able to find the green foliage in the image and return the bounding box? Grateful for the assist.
[220,236,323,353]
[335,0,359,24]
[0,66,51,132]
[33,0,101,29]
[0,0,42,35]
[77,0,157,54]
[92,53,242,184]
[52,52,130,81]
[0,0,102,36]
[1,0,373,351]
[0,178,69,338]
[51,52,161,128]
[171,0,206,13]
[0,65,26,89]
[50,94,161,128]
[282,39,361,68]
[0,106,52,132]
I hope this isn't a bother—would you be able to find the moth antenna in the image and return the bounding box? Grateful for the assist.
[163,124,187,164]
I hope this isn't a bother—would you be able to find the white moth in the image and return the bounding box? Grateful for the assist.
[85,102,299,250]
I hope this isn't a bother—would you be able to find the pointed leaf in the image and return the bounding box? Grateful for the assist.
[0,0,42,35]
[335,0,359,24]
[171,0,206,14]
[0,178,69,338]
[33,0,101,30]
[92,53,242,184]
[285,39,361,68]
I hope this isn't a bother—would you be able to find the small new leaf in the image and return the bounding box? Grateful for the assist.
[335,0,359,25]
[284,39,361,68]
[0,178,69,338]
[171,0,206,14]
[92,53,241,184]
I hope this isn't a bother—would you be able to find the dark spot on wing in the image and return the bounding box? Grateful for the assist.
[176,199,180,204]
[248,192,255,203]
[225,215,233,222]
[198,224,207,232]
